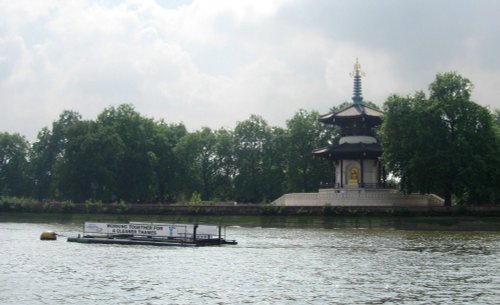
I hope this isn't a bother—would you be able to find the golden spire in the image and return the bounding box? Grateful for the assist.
[350,57,365,78]
[350,58,364,104]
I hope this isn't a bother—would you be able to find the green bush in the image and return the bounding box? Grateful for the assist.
[323,203,335,215]
[261,204,282,215]
[21,200,37,211]
[189,192,202,205]
[116,201,131,214]
[0,196,38,212]
[85,200,104,213]
[61,200,75,212]
[43,202,56,212]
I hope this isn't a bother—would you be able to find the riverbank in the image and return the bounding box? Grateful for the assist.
[1,211,500,231]
[2,199,500,231]
[2,200,500,217]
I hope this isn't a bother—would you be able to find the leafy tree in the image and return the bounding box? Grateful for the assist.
[211,128,236,201]
[285,109,336,192]
[174,127,218,201]
[381,92,437,194]
[30,110,81,199]
[262,126,287,201]
[152,121,187,203]
[381,72,500,205]
[493,109,500,129]
[53,121,125,202]
[175,127,236,202]
[27,105,188,203]
[0,132,31,197]
[233,115,272,203]
[97,104,158,202]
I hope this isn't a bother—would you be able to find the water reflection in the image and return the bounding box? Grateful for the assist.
[0,221,499,304]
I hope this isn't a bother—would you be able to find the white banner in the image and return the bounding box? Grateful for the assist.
[83,222,220,238]
[84,222,188,237]
[130,222,220,236]
[197,225,219,236]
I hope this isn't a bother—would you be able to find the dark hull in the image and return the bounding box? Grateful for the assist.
[67,236,237,247]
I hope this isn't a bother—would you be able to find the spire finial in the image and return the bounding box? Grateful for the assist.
[350,58,364,105]
[350,57,365,78]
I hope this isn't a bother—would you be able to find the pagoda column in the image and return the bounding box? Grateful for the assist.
[360,158,364,187]
[382,165,386,187]
[340,159,344,188]
[377,160,381,187]
[330,159,335,186]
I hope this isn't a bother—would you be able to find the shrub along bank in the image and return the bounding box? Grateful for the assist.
[2,197,500,217]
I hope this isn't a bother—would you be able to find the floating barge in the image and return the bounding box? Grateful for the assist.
[67,222,237,247]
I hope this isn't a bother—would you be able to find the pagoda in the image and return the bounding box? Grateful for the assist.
[313,59,385,188]
[270,60,444,207]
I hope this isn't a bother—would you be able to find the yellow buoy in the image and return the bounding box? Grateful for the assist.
[40,231,57,240]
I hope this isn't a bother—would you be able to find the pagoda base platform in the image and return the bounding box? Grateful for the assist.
[271,188,444,207]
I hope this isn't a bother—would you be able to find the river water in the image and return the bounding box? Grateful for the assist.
[1,218,500,304]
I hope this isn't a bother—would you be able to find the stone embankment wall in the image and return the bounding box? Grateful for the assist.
[271,189,444,207]
[2,200,500,216]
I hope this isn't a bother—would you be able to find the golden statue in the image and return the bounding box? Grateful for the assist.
[350,167,358,180]
[348,167,360,185]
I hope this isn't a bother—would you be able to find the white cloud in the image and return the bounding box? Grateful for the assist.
[1,0,500,141]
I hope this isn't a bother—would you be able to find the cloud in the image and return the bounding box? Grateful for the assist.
[1,0,500,141]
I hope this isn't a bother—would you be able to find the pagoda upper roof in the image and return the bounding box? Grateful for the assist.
[319,103,383,125]
[313,142,382,160]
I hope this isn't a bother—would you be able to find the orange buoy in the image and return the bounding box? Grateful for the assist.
[40,231,57,240]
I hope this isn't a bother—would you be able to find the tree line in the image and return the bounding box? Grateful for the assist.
[0,104,336,204]
[381,72,500,205]
[1,72,500,205]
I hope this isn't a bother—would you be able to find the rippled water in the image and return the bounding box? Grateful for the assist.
[1,221,500,304]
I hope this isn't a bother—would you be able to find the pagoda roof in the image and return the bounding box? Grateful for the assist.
[319,104,383,125]
[313,142,382,160]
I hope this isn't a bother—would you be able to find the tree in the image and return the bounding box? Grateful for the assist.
[174,127,218,201]
[211,128,236,201]
[152,121,187,203]
[53,121,125,202]
[97,104,159,202]
[381,92,440,194]
[233,115,272,203]
[381,72,500,205]
[285,109,336,192]
[30,110,81,199]
[174,127,236,202]
[261,126,287,201]
[0,132,31,197]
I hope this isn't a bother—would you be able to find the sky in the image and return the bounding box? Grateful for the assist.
[1,0,500,141]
